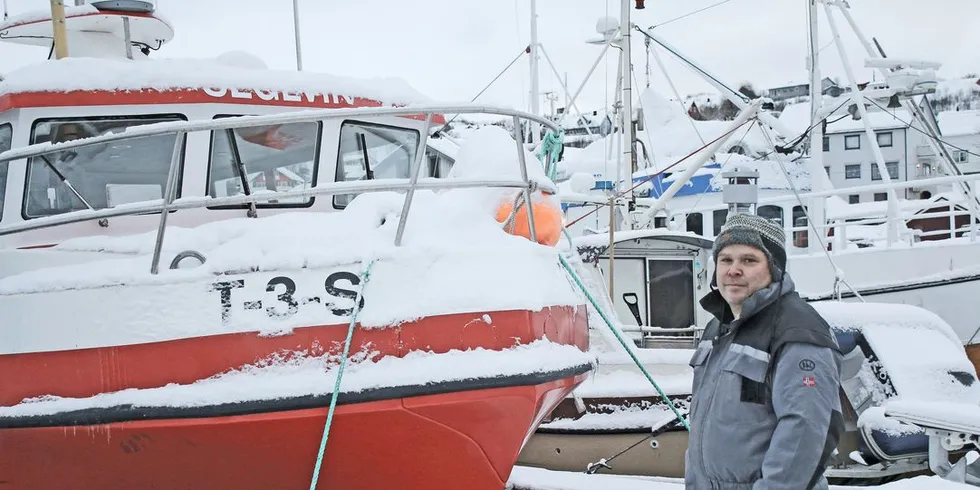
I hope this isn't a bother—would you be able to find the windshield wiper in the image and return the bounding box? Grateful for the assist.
[39,154,97,212]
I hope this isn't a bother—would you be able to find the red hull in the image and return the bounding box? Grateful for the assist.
[0,306,590,489]
[0,375,586,489]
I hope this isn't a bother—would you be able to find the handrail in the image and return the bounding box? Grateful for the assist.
[0,104,559,164]
[635,172,980,215]
[0,105,556,275]
[0,177,546,237]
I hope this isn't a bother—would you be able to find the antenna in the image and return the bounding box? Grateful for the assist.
[2,0,8,21]
[292,0,303,71]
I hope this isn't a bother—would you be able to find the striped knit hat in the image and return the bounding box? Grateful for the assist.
[712,213,787,282]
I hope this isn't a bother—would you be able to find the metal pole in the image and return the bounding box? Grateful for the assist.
[822,3,900,244]
[292,0,303,71]
[608,196,616,301]
[638,101,762,225]
[2,0,9,21]
[150,133,185,275]
[836,2,980,218]
[49,0,69,59]
[122,16,133,60]
[557,35,616,128]
[635,27,798,141]
[512,115,537,244]
[394,113,434,246]
[538,46,595,138]
[807,0,827,254]
[529,0,540,144]
[620,0,634,200]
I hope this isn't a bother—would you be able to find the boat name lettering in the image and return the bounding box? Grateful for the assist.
[209,272,365,323]
[201,87,358,105]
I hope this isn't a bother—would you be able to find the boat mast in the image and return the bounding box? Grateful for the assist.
[619,0,634,205]
[529,0,540,143]
[49,0,70,59]
[806,0,827,253]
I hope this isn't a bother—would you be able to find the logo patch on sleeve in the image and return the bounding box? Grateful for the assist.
[803,376,816,387]
[799,359,816,371]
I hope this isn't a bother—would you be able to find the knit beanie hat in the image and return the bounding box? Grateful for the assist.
[712,213,787,284]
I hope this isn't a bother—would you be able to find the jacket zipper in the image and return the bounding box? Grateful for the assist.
[696,321,738,478]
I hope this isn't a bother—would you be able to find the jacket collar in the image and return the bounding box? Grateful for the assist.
[700,274,796,325]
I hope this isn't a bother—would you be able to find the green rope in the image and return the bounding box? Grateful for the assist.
[557,253,691,431]
[308,259,378,490]
[536,129,565,181]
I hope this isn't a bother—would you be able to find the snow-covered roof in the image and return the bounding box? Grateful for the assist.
[934,76,980,100]
[0,57,435,107]
[937,109,980,137]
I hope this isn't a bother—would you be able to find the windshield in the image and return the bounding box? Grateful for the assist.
[208,120,320,206]
[334,121,419,208]
[24,115,184,218]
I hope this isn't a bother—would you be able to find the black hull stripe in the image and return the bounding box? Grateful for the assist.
[803,273,980,301]
[0,363,593,429]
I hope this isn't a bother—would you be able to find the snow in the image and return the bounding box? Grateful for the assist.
[0,4,103,27]
[0,57,434,107]
[0,338,593,417]
[558,87,775,185]
[540,403,681,431]
[938,109,980,137]
[571,369,692,399]
[506,466,971,489]
[814,302,980,435]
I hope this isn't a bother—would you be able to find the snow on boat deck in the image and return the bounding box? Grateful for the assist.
[507,466,972,489]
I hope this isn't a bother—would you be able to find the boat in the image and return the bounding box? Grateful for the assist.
[0,3,594,489]
[516,0,980,485]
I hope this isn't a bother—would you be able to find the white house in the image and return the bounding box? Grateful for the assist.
[779,103,935,203]
[936,109,980,175]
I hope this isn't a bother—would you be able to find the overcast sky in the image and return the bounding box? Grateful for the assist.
[2,0,978,114]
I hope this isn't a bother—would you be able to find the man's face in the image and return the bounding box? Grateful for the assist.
[716,243,773,309]
[56,125,82,143]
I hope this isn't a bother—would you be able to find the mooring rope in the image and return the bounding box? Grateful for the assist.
[308,258,378,490]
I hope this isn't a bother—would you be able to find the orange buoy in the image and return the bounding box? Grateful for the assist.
[495,197,563,246]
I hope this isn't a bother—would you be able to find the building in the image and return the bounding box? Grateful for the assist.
[936,109,980,175]
[766,77,843,102]
[556,108,614,148]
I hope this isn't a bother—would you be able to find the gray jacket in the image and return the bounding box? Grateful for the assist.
[685,275,843,490]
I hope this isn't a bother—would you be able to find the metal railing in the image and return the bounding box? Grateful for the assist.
[0,105,560,274]
[658,170,980,252]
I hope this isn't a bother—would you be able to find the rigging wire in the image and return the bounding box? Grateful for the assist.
[432,46,528,133]
[650,0,734,29]
[566,118,755,228]
[863,96,980,160]
[759,126,866,302]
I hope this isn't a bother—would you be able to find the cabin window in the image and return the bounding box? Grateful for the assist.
[686,212,703,235]
[207,117,321,208]
[23,115,186,219]
[876,131,893,148]
[845,134,860,150]
[334,121,420,209]
[845,164,861,179]
[757,205,783,226]
[0,123,11,220]
[712,209,728,236]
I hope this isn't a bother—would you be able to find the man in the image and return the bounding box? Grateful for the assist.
[685,213,843,490]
